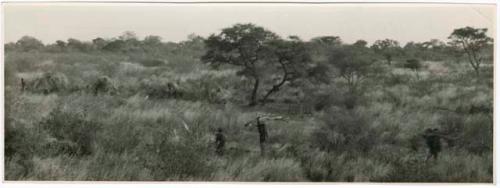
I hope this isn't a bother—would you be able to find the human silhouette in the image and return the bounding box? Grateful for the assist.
[256,117,268,156]
[20,78,26,92]
[215,128,225,156]
[423,128,442,161]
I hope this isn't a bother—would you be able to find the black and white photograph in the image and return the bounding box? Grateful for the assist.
[2,1,497,183]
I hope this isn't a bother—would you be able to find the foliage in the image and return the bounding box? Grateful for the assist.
[25,72,69,94]
[40,107,102,156]
[404,59,422,71]
[312,107,376,153]
[371,39,401,64]
[202,23,312,106]
[15,36,44,52]
[448,27,493,75]
[92,76,117,96]
[329,44,378,96]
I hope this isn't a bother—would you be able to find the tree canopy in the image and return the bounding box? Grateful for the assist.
[202,23,313,106]
[371,39,401,65]
[448,27,493,75]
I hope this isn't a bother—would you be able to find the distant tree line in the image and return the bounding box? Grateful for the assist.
[5,27,493,63]
[5,25,493,106]
[5,31,205,56]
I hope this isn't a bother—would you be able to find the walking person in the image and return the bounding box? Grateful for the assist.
[20,78,26,92]
[256,117,268,156]
[215,128,225,156]
[423,128,442,161]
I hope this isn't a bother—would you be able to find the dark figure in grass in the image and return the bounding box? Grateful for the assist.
[245,116,276,156]
[245,117,268,155]
[20,78,26,92]
[215,128,225,156]
[256,117,268,156]
[423,128,442,161]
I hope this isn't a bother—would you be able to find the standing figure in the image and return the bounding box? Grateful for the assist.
[256,117,268,156]
[244,115,285,156]
[20,78,26,92]
[423,128,442,161]
[215,128,225,156]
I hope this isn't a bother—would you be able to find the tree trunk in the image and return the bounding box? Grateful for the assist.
[249,78,260,106]
[260,60,289,105]
[461,41,481,77]
[261,76,287,105]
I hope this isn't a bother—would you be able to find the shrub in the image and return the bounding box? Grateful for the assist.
[299,149,342,181]
[26,72,68,94]
[96,117,143,154]
[238,158,305,181]
[139,58,166,67]
[40,107,101,156]
[404,59,422,71]
[383,73,411,86]
[139,76,182,99]
[86,151,152,181]
[311,107,376,153]
[380,151,492,182]
[378,154,438,182]
[136,111,215,180]
[343,157,393,181]
[4,122,36,179]
[461,114,493,155]
[91,76,117,96]
[5,121,32,158]
[142,139,214,180]
[5,156,33,180]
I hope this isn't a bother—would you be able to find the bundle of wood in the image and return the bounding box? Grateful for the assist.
[244,114,288,127]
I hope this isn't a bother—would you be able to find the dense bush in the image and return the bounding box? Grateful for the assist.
[40,107,101,156]
[238,158,305,181]
[26,72,68,94]
[145,140,213,180]
[91,76,117,96]
[311,107,376,153]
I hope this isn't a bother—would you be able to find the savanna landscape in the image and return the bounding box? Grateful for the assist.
[4,22,494,182]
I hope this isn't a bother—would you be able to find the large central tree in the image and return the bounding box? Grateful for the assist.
[202,23,310,106]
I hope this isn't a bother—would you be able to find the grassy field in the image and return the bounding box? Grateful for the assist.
[4,34,493,182]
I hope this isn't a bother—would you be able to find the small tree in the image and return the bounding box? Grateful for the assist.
[15,36,44,52]
[119,31,138,41]
[329,44,378,109]
[371,39,401,65]
[202,23,310,106]
[67,38,92,52]
[329,45,376,94]
[102,40,126,52]
[4,42,17,51]
[56,40,66,48]
[309,36,343,62]
[143,35,162,46]
[117,31,141,52]
[92,37,107,50]
[448,27,493,75]
[404,59,422,79]
[311,36,342,47]
[353,39,368,48]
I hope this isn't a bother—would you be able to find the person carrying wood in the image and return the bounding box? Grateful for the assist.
[245,114,285,156]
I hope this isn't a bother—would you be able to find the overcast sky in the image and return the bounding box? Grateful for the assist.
[3,3,496,45]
